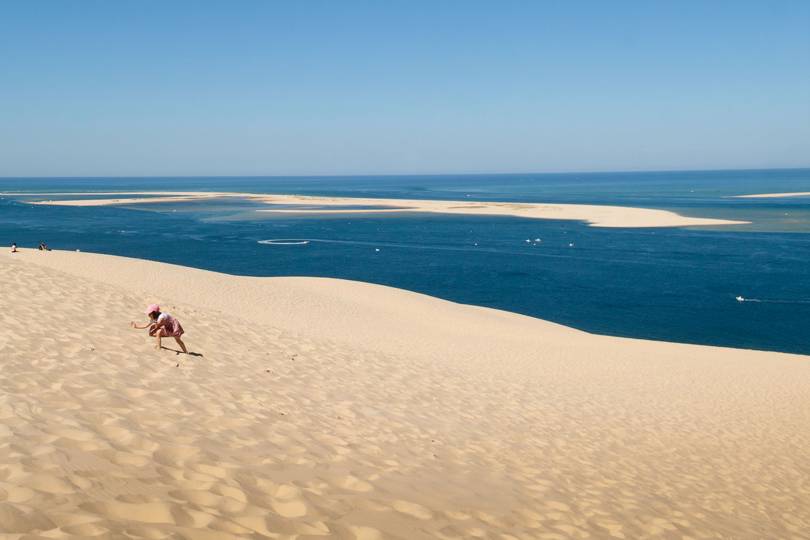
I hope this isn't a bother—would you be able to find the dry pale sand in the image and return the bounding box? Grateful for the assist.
[734,192,810,199]
[1,249,809,539]
[8,191,748,228]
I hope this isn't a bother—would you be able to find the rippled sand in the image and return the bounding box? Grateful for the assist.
[0,249,807,539]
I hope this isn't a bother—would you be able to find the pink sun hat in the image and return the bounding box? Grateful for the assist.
[145,304,160,315]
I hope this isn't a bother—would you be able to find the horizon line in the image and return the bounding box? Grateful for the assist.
[1,165,809,180]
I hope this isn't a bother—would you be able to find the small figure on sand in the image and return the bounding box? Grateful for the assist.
[38,241,51,251]
[11,242,18,253]
[131,304,188,353]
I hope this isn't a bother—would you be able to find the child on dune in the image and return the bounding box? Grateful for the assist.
[131,304,188,353]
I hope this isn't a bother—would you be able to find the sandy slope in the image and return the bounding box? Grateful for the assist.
[7,191,747,228]
[1,249,808,539]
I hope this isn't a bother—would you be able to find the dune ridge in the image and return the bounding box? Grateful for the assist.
[1,249,808,539]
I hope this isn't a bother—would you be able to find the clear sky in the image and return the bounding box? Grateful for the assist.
[1,1,808,176]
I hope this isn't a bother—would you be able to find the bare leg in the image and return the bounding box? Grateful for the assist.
[174,337,188,354]
[155,330,164,350]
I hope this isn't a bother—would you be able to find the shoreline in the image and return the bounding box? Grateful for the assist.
[4,190,749,228]
[1,249,809,538]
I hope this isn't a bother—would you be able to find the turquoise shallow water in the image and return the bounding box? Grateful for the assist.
[1,168,809,354]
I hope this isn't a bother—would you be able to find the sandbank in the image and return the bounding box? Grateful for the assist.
[6,191,749,228]
[0,248,808,538]
[734,191,810,198]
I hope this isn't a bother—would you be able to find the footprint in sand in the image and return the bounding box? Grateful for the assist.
[349,525,385,540]
[105,450,151,467]
[212,484,248,503]
[0,483,35,503]
[152,445,200,467]
[267,487,306,517]
[338,474,374,492]
[60,522,110,536]
[79,501,176,525]
[391,500,433,520]
[25,473,76,495]
[169,487,246,515]
[0,503,56,534]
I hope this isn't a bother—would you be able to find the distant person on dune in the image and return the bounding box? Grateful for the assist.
[11,242,18,253]
[38,241,51,251]
[131,304,188,353]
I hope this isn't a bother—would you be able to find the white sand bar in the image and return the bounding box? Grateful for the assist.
[734,192,810,198]
[7,191,749,228]
[1,249,808,538]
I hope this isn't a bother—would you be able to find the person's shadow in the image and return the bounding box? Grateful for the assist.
[160,346,203,357]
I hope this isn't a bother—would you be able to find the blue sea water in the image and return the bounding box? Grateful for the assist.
[1,169,809,354]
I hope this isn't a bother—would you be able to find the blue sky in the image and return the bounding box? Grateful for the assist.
[1,1,808,176]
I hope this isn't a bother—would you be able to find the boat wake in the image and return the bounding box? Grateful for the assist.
[735,296,810,304]
[257,239,310,245]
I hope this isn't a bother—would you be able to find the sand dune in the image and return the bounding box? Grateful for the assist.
[6,190,748,228]
[1,249,808,539]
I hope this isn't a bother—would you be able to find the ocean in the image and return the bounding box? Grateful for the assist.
[1,168,809,354]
